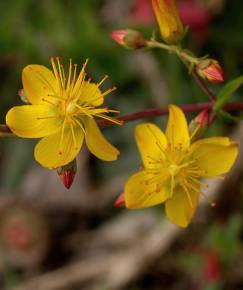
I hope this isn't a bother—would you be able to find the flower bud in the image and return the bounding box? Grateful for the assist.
[57,159,77,189]
[18,88,29,104]
[114,192,125,208]
[196,59,225,83]
[152,0,184,44]
[189,109,209,141]
[111,29,146,49]
[194,109,209,129]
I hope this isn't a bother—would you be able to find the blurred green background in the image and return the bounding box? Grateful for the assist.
[0,1,243,290]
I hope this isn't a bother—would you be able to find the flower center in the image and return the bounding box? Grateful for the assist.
[144,130,207,208]
[168,163,180,176]
[66,101,77,116]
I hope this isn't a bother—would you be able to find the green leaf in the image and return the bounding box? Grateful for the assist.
[219,110,243,122]
[214,75,243,112]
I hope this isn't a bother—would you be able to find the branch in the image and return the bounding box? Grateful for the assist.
[192,69,217,102]
[100,101,243,127]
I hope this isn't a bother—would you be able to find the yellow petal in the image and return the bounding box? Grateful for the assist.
[85,117,119,161]
[6,105,61,138]
[165,187,199,228]
[152,0,184,44]
[166,105,190,149]
[135,123,167,168]
[78,82,104,106]
[125,171,170,209]
[191,137,238,177]
[34,124,84,169]
[22,65,58,105]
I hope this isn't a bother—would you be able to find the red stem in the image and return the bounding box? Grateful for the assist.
[192,69,216,102]
[100,101,243,127]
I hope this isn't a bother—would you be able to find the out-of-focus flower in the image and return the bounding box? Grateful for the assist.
[204,251,221,282]
[196,60,225,83]
[123,105,238,227]
[0,202,49,268]
[178,0,211,43]
[114,192,125,208]
[57,158,77,189]
[131,0,154,25]
[6,58,120,169]
[152,0,184,44]
[111,29,146,49]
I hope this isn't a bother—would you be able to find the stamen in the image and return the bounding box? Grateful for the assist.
[73,118,86,135]
[56,57,65,89]
[58,119,66,155]
[200,191,216,208]
[42,98,56,106]
[95,113,122,125]
[61,65,66,85]
[147,155,163,163]
[51,57,62,93]
[36,116,57,120]
[188,176,208,187]
[170,174,175,198]
[66,58,72,92]
[74,103,94,118]
[98,75,108,87]
[47,94,66,101]
[67,64,78,99]
[71,59,88,99]
[70,123,78,150]
[180,182,194,208]
[101,86,117,98]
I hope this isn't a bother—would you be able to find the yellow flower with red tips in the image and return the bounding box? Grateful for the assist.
[6,58,120,169]
[152,0,184,44]
[124,105,238,228]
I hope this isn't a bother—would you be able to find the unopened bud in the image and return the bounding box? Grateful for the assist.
[189,109,209,141]
[196,59,225,83]
[194,109,209,128]
[111,29,146,49]
[152,0,184,44]
[57,159,77,189]
[18,89,29,104]
[114,192,125,208]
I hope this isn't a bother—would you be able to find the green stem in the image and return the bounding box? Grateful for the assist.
[147,40,199,65]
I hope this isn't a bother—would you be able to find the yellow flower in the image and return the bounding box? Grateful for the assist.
[6,58,120,169]
[152,0,184,44]
[124,105,238,227]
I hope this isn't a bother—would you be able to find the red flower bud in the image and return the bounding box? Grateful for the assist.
[59,170,75,189]
[18,88,29,103]
[196,60,225,83]
[111,30,127,46]
[114,192,125,208]
[203,63,225,83]
[111,29,146,49]
[57,159,77,189]
[189,109,209,141]
[194,109,209,129]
